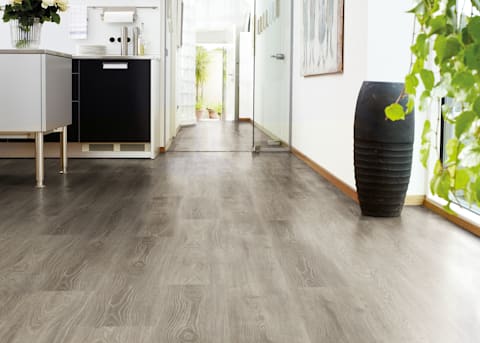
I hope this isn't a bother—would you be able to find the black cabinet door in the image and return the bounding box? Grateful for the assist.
[79,60,151,142]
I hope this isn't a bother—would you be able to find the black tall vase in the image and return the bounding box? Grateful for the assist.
[354,81,415,217]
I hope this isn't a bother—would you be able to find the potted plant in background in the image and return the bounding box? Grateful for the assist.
[2,0,68,49]
[385,0,480,213]
[195,99,205,121]
[214,103,223,118]
[195,46,210,121]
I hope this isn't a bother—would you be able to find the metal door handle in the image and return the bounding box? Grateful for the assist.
[103,62,129,70]
[270,53,285,60]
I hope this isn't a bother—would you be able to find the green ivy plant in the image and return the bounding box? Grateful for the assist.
[385,0,480,212]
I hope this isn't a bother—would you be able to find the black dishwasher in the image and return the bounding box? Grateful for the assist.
[78,60,151,142]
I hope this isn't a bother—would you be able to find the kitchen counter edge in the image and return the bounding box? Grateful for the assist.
[0,49,72,59]
[73,55,161,60]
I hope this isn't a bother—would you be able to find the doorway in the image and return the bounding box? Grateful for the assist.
[169,0,292,153]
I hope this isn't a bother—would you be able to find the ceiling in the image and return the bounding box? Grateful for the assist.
[193,0,252,31]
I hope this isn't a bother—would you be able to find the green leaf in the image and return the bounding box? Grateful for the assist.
[434,35,462,62]
[475,178,480,204]
[459,144,480,168]
[412,58,425,74]
[419,90,431,111]
[429,15,447,36]
[406,96,415,114]
[433,171,451,199]
[412,33,430,58]
[405,73,419,95]
[452,71,475,90]
[455,169,470,190]
[467,16,480,42]
[455,111,476,138]
[434,159,443,176]
[420,120,431,168]
[446,137,459,163]
[385,104,406,121]
[422,120,431,144]
[462,26,474,45]
[420,69,435,90]
[464,176,480,206]
[465,44,480,70]
[474,97,480,115]
[51,12,60,24]
[420,147,430,168]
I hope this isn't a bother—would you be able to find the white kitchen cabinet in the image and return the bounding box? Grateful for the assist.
[0,49,72,187]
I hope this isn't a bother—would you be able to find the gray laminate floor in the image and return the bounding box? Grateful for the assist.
[0,153,479,342]
[170,120,270,152]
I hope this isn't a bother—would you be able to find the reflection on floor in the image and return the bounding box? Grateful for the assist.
[170,120,270,152]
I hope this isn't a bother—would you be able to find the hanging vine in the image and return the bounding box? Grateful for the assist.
[385,0,480,211]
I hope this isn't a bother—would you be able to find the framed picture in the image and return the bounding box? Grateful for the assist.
[302,0,344,76]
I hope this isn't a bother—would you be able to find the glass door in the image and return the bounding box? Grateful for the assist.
[253,0,292,152]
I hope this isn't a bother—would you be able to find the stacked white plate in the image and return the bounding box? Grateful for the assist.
[76,45,107,56]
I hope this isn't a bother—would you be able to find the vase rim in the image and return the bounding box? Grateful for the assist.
[362,80,404,85]
[10,18,41,23]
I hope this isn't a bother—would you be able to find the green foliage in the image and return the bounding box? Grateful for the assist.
[420,119,432,168]
[213,103,223,115]
[385,103,406,121]
[390,0,480,209]
[195,99,204,111]
[2,0,68,26]
[195,46,210,102]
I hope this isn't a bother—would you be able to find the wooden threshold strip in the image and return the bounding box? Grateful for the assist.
[238,118,252,123]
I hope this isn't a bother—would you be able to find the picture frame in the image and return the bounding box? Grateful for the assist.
[302,0,344,76]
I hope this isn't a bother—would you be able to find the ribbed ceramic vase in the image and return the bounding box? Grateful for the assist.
[10,19,43,49]
[354,81,415,217]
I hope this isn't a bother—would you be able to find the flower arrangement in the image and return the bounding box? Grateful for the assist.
[2,0,68,27]
[2,0,68,48]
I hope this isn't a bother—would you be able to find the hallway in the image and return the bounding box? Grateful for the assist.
[170,121,270,152]
[0,151,479,342]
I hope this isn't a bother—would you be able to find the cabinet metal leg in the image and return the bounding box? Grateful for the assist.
[35,132,45,188]
[60,126,68,174]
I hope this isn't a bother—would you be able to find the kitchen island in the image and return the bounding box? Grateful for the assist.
[0,49,72,187]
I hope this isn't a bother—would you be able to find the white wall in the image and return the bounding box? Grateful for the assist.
[290,0,426,196]
[239,32,253,119]
[366,0,426,195]
[291,0,368,188]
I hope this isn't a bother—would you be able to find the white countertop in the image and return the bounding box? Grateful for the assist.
[0,49,72,59]
[73,55,161,60]
[0,50,161,61]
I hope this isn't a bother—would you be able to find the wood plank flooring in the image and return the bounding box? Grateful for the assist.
[170,121,269,152]
[0,152,479,342]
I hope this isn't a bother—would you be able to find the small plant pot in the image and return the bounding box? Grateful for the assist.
[196,109,204,121]
[207,109,219,119]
